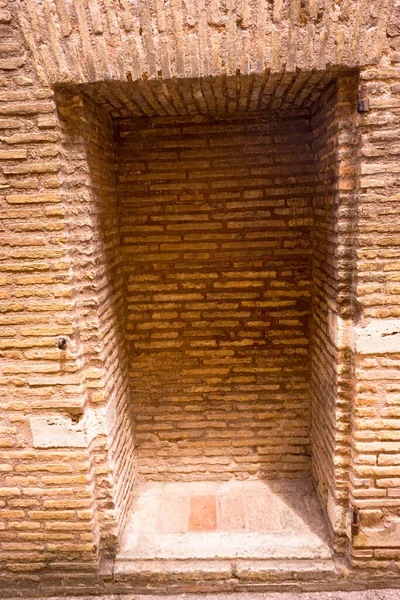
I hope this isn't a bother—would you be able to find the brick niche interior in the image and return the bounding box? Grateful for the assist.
[116,92,330,482]
[3,1,400,595]
[54,73,358,549]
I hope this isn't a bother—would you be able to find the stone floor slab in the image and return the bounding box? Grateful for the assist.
[118,478,331,562]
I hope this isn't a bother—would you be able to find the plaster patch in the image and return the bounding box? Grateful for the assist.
[327,491,346,533]
[356,319,400,354]
[327,309,338,346]
[327,310,355,351]
[85,406,107,444]
[30,415,86,448]
[105,398,117,435]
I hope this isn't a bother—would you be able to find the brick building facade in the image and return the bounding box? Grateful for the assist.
[1,0,400,595]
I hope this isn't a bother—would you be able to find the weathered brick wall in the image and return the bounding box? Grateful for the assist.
[0,89,100,593]
[56,91,136,555]
[77,95,136,552]
[115,112,315,480]
[0,0,399,593]
[14,0,393,85]
[310,75,359,551]
[310,80,340,525]
[0,85,137,594]
[348,61,400,568]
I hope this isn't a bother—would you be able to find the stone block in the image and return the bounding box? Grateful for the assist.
[356,319,400,354]
[30,416,86,448]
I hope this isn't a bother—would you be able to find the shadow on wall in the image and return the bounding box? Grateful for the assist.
[55,88,137,556]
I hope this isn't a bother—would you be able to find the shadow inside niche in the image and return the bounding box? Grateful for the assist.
[257,476,330,542]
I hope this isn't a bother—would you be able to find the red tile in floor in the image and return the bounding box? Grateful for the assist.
[188,495,217,532]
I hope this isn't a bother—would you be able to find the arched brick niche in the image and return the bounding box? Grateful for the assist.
[14,0,396,83]
[53,66,359,555]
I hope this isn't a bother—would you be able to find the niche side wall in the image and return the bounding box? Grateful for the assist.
[56,91,136,554]
[115,112,316,481]
[310,76,359,548]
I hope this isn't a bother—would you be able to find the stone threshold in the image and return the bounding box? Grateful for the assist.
[110,558,400,595]
[114,557,337,588]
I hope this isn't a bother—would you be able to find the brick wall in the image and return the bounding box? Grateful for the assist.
[79,95,137,552]
[56,91,137,555]
[310,80,339,524]
[0,0,399,593]
[0,92,100,591]
[348,63,400,568]
[115,112,316,480]
[310,76,359,551]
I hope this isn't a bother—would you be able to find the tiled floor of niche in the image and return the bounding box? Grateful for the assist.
[118,479,332,561]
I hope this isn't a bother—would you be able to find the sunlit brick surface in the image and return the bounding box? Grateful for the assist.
[1,0,400,595]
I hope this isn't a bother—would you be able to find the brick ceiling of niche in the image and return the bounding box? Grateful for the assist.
[74,70,337,119]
